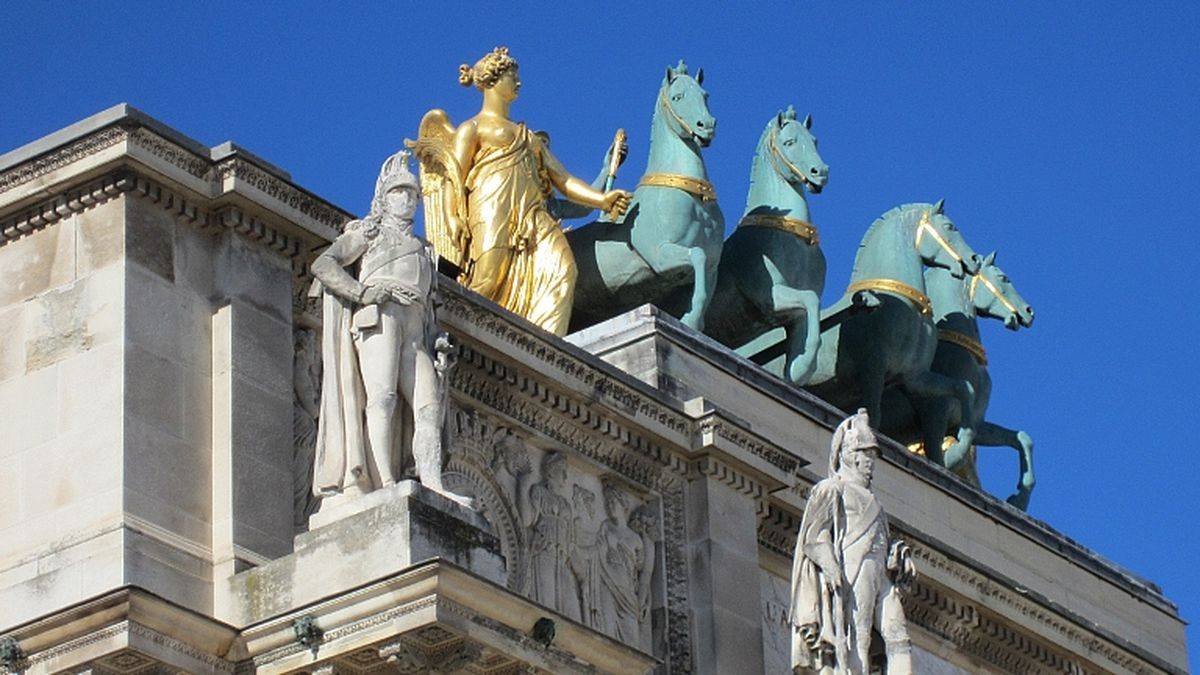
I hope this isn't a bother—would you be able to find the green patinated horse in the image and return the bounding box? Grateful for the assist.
[880,254,1036,509]
[566,61,725,333]
[704,107,830,384]
[805,202,982,449]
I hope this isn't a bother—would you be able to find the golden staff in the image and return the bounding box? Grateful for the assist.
[602,128,626,220]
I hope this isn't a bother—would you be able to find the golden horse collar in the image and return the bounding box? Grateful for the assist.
[846,278,933,317]
[638,173,717,201]
[739,213,820,245]
[937,329,989,366]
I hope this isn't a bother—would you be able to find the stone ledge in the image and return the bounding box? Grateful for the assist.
[227,480,504,626]
[0,565,658,675]
[0,104,353,240]
[569,304,1177,617]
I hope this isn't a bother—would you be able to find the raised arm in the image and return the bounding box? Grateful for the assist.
[546,142,625,221]
[539,141,631,217]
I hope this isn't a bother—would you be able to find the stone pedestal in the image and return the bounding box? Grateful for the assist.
[228,480,505,626]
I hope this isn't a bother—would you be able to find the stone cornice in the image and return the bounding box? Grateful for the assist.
[0,168,314,271]
[0,170,135,241]
[0,105,353,246]
[756,502,1181,675]
[578,305,1177,618]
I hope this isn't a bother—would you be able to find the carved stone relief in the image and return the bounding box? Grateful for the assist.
[292,326,322,532]
[444,407,659,651]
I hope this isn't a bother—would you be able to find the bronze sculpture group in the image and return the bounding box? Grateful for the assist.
[406,46,1036,513]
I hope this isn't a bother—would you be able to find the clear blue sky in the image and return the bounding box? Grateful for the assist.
[3,2,1197,667]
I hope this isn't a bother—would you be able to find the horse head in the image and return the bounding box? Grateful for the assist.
[972,252,1034,330]
[660,60,716,147]
[915,199,981,278]
[764,106,828,193]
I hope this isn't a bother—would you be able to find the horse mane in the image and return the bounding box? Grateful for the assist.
[858,202,930,250]
[746,121,774,193]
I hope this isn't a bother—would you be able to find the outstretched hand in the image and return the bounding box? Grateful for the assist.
[603,189,633,219]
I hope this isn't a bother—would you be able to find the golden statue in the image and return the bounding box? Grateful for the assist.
[409,47,632,335]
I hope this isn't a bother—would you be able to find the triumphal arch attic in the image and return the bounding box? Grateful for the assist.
[0,49,1188,675]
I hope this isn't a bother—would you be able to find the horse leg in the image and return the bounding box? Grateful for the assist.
[914,395,954,467]
[772,286,822,384]
[665,243,709,331]
[900,371,975,468]
[975,421,1035,510]
[860,364,887,433]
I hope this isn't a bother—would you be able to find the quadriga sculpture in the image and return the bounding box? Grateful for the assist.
[880,253,1037,509]
[805,202,982,450]
[705,107,829,384]
[567,60,725,332]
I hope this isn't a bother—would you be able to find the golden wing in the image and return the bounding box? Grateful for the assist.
[406,110,468,270]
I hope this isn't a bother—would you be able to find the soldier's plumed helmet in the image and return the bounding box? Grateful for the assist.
[369,150,419,218]
[828,408,879,474]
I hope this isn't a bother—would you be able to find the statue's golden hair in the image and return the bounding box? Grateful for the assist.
[459,46,517,90]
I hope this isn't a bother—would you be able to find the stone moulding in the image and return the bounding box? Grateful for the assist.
[0,565,657,674]
[0,167,311,269]
[755,501,1179,675]
[0,105,353,249]
[0,170,135,241]
[0,125,129,194]
[234,561,656,675]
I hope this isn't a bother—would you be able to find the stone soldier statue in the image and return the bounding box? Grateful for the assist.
[789,409,915,674]
[309,150,469,516]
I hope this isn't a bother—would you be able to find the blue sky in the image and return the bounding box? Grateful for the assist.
[3,2,1197,667]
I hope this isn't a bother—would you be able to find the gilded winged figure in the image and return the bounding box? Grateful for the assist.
[409,47,631,335]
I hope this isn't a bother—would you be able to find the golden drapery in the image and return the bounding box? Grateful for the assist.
[463,124,576,335]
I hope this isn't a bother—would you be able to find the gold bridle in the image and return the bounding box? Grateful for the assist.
[969,271,1019,316]
[914,211,963,265]
[659,86,702,140]
[767,126,815,190]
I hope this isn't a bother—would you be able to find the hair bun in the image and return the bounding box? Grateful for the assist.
[458,64,473,87]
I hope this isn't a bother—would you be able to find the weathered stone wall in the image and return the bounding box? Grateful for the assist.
[0,195,126,629]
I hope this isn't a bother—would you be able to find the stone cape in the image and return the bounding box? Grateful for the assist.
[0,105,1188,675]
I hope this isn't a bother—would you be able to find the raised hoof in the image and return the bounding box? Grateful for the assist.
[1006,490,1031,511]
[680,311,704,332]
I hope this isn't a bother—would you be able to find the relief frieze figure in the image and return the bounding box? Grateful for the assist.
[291,326,322,531]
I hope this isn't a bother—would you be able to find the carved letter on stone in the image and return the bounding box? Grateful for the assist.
[789,409,915,674]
